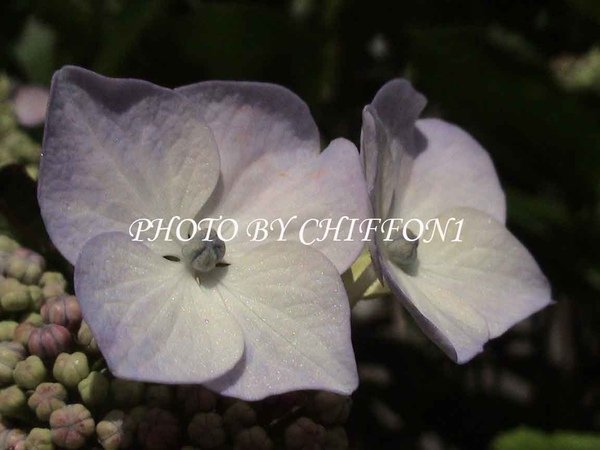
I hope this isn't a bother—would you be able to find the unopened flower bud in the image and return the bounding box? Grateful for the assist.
[284,417,326,450]
[138,408,180,450]
[28,383,68,421]
[14,355,46,389]
[145,384,173,408]
[75,321,99,354]
[308,392,352,425]
[28,325,72,360]
[53,352,89,388]
[110,379,145,408]
[25,427,54,450]
[125,405,147,433]
[96,410,134,450]
[188,412,225,449]
[21,312,43,326]
[1,287,31,311]
[0,428,26,450]
[235,426,273,450]
[28,285,44,310]
[39,272,67,298]
[0,278,26,298]
[6,248,45,285]
[50,404,95,449]
[0,385,27,418]
[0,341,26,384]
[41,295,82,332]
[13,322,37,346]
[176,385,217,415]
[78,371,109,407]
[0,320,18,341]
[324,427,349,449]
[0,235,19,253]
[223,401,257,436]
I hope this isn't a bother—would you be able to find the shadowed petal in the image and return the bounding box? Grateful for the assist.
[361,79,427,219]
[176,80,320,200]
[39,66,220,264]
[395,118,506,223]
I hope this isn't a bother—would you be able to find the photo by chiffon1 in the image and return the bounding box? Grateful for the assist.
[0,4,597,448]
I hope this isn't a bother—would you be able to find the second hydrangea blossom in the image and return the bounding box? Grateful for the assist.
[38,67,370,400]
[362,79,552,363]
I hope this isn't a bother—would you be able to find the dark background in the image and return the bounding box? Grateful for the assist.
[0,1,598,448]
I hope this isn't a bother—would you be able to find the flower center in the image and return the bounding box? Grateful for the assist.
[385,227,418,274]
[181,230,226,275]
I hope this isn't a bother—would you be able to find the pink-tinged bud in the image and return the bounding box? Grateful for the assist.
[12,85,49,128]
[188,412,225,449]
[28,325,72,360]
[176,385,217,415]
[308,392,352,425]
[223,402,257,436]
[138,408,180,450]
[235,426,273,450]
[41,295,82,332]
[49,404,95,449]
[0,428,26,450]
[28,383,68,421]
[13,322,37,346]
[284,417,326,450]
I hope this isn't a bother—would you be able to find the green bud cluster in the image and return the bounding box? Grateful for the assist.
[0,235,351,449]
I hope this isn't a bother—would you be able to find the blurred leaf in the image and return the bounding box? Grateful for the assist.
[12,16,56,84]
[492,426,600,450]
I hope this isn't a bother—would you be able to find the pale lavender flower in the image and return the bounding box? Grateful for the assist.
[38,67,370,399]
[362,79,552,363]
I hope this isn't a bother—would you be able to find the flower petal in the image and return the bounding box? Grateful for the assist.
[214,138,371,272]
[205,242,358,400]
[380,207,551,363]
[176,80,320,198]
[74,232,244,383]
[395,118,506,223]
[361,79,427,219]
[177,81,369,272]
[39,66,220,264]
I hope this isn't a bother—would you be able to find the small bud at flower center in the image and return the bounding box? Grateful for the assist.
[182,230,226,274]
[385,228,418,273]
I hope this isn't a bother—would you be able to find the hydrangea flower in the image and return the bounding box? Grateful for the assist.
[38,66,370,399]
[362,79,552,362]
